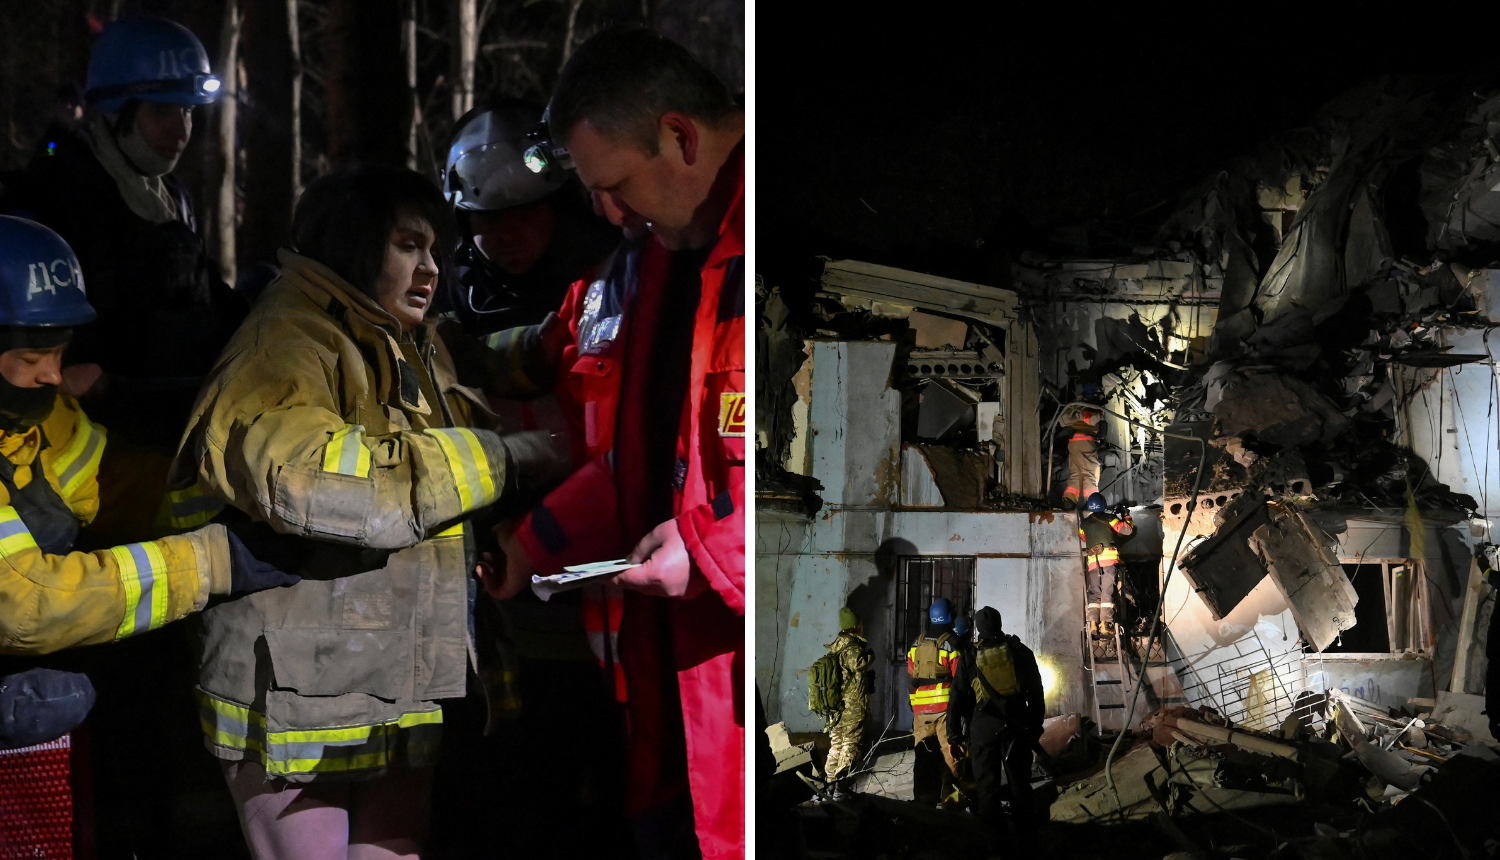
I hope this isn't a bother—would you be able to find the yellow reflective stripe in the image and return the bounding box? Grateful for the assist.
[434,522,465,539]
[53,411,106,498]
[196,691,266,753]
[322,424,372,478]
[264,708,444,777]
[0,506,38,557]
[110,540,169,639]
[425,428,497,510]
[168,484,224,530]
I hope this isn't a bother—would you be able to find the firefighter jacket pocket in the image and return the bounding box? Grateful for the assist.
[263,627,412,700]
[273,465,374,541]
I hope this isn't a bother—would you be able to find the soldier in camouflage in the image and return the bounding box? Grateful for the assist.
[822,606,872,796]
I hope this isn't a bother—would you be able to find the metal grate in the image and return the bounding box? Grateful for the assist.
[1214,649,1325,735]
[893,556,975,661]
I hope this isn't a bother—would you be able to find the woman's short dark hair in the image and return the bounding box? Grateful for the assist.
[292,165,457,296]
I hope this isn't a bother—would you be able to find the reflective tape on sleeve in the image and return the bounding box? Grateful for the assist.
[322,425,373,478]
[53,411,106,498]
[425,428,498,511]
[111,541,169,640]
[168,484,225,530]
[264,708,444,777]
[0,507,39,557]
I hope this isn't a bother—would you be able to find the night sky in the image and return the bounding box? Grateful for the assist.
[758,11,1398,297]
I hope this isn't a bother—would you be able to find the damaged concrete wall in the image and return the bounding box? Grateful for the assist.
[807,340,902,505]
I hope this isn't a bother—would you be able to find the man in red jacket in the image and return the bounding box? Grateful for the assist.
[497,27,744,860]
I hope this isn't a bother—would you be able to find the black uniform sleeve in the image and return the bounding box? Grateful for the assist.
[950,650,974,729]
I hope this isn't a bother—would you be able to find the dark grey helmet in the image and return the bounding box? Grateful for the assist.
[444,101,565,211]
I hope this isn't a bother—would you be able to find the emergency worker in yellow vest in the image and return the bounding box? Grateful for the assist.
[1058,383,1104,508]
[907,597,962,805]
[172,167,569,858]
[951,606,1045,842]
[1079,492,1134,637]
[821,606,871,795]
[0,216,301,659]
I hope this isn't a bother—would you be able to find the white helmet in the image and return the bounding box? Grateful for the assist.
[444,101,566,212]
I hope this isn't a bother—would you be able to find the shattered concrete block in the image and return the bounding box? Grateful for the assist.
[1249,510,1358,652]
[1433,691,1497,742]
[1208,370,1350,446]
[848,749,915,801]
[1038,713,1082,759]
[1049,744,1164,823]
[1178,493,1273,620]
[907,309,969,348]
[765,721,792,752]
[1352,739,1423,791]
[774,743,815,775]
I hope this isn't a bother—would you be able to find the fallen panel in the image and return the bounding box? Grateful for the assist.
[911,445,988,509]
[915,380,974,439]
[907,309,969,348]
[1178,493,1272,619]
[1249,510,1358,652]
[1433,691,1497,742]
[821,259,1018,325]
[1049,743,1165,823]
[848,749,914,800]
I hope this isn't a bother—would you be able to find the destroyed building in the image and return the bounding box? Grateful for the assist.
[757,76,1499,856]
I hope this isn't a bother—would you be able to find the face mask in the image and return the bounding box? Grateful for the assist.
[116,115,180,177]
[0,380,57,434]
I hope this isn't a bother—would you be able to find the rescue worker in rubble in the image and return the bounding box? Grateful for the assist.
[0,217,308,856]
[1058,382,1105,509]
[1,16,245,452]
[822,606,873,798]
[438,98,621,338]
[485,28,745,859]
[1080,492,1135,639]
[0,216,301,655]
[171,165,569,857]
[950,606,1046,845]
[908,597,964,806]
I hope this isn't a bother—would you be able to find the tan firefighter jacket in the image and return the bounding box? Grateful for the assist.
[0,394,230,654]
[173,249,508,782]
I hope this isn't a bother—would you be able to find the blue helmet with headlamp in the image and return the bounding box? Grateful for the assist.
[0,217,96,328]
[84,17,221,114]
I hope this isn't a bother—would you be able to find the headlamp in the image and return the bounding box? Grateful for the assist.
[522,114,574,176]
[196,75,221,96]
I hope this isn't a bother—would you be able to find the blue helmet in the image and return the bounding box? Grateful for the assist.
[1081,383,1103,399]
[85,17,221,114]
[929,598,953,626]
[0,218,96,328]
[1085,493,1107,513]
[954,615,971,637]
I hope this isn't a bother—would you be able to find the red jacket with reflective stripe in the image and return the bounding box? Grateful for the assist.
[514,152,745,860]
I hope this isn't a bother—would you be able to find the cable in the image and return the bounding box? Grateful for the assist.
[1102,427,1207,819]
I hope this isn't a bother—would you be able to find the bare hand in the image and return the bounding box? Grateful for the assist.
[609,519,704,599]
[486,521,533,600]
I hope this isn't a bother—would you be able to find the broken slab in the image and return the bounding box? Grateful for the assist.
[1178,493,1273,619]
[1050,743,1165,823]
[1249,509,1358,652]
[907,309,969,348]
[1208,369,1349,446]
[820,259,1018,326]
[1433,690,1496,742]
[847,748,914,801]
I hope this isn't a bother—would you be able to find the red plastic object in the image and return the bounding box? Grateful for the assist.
[0,734,74,858]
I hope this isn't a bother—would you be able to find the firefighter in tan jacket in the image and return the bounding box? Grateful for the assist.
[1058,383,1105,509]
[172,168,568,856]
[0,216,289,658]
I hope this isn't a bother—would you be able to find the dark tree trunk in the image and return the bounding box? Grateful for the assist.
[238,0,295,271]
[326,0,410,169]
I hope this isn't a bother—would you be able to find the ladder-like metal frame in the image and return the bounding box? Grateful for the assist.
[1084,624,1133,731]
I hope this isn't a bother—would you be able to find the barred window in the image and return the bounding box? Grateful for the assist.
[893,556,975,661]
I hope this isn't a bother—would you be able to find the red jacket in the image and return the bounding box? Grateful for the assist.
[515,151,745,859]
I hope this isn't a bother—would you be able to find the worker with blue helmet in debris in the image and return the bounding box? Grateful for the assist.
[1058,382,1105,509]
[907,597,964,805]
[1080,492,1134,640]
[1,15,246,454]
[0,219,303,852]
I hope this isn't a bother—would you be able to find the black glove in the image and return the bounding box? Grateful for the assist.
[0,668,94,750]
[225,521,308,596]
[493,430,573,495]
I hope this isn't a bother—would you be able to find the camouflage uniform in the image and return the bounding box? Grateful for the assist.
[822,630,872,782]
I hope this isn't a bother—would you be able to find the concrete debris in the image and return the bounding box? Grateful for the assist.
[1049,742,1165,823]
[847,748,915,801]
[907,309,969,349]
[1206,368,1349,447]
[1247,508,1358,653]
